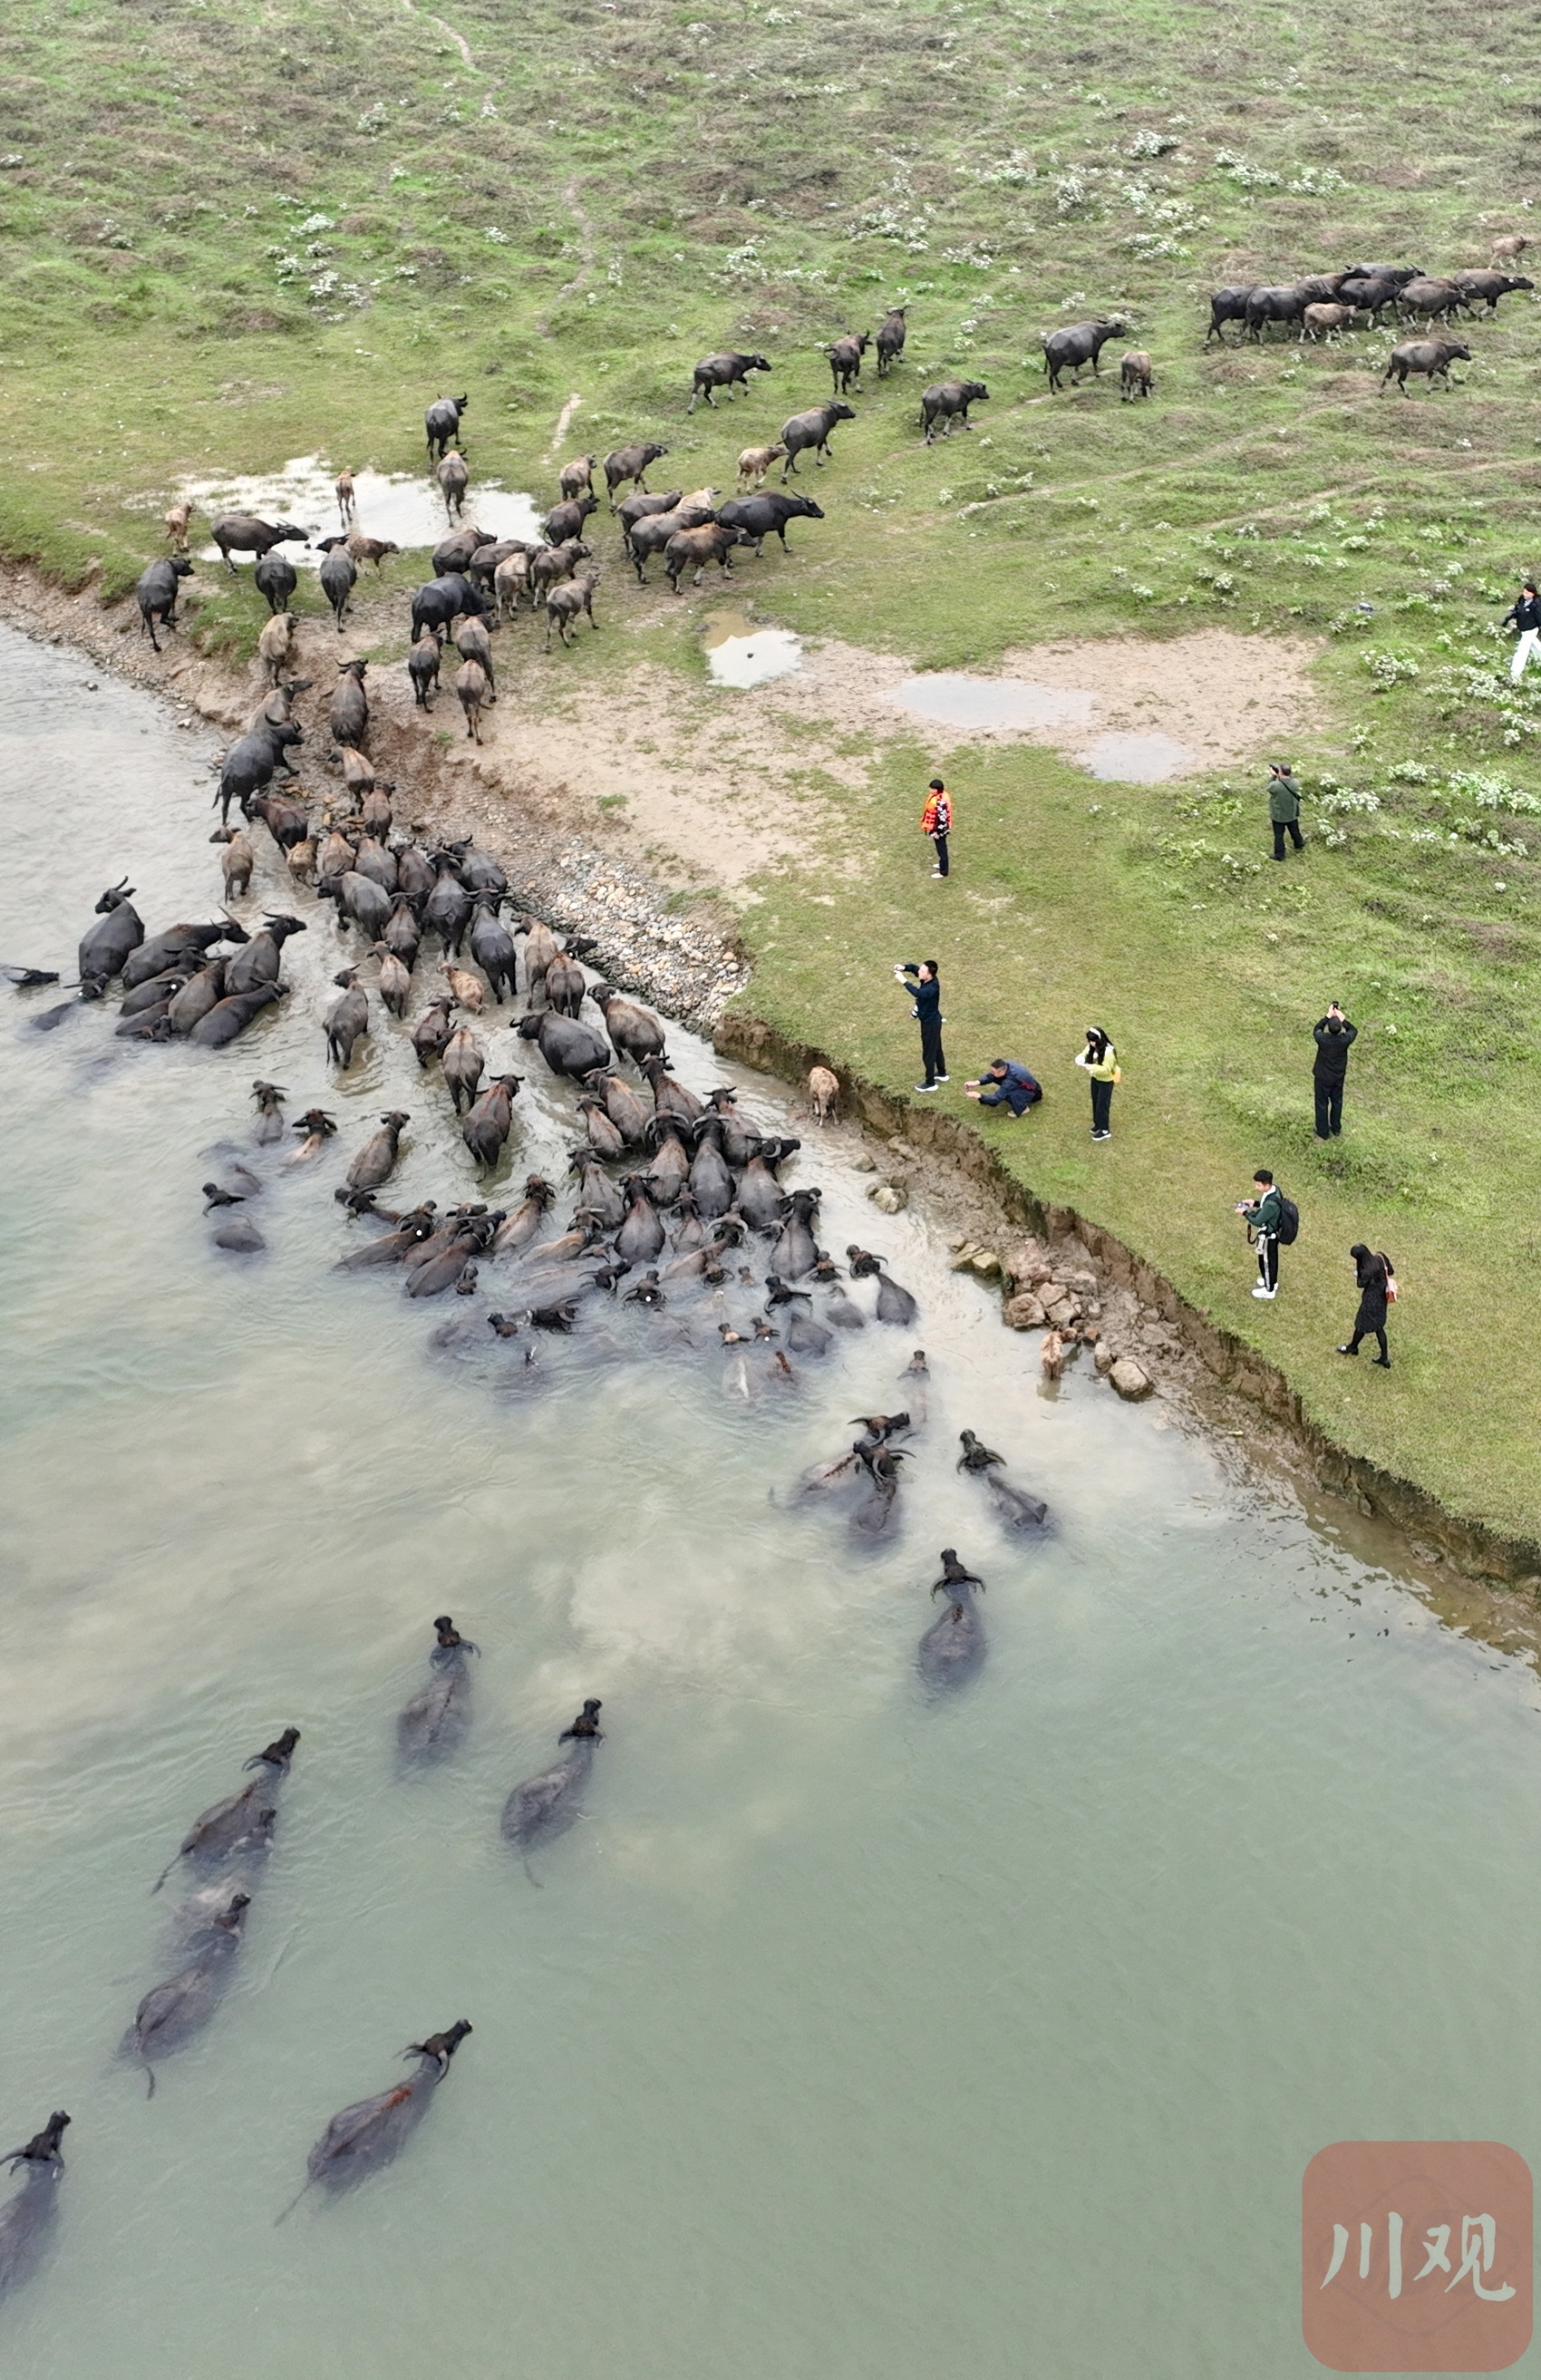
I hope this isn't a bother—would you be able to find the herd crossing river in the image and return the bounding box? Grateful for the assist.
[3,625,1541,2375]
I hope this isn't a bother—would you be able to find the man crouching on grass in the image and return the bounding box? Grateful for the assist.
[965,1059,1042,1116]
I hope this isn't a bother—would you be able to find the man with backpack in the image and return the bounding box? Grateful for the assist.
[1236,1168,1297,1300]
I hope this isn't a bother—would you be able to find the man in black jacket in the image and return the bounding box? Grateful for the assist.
[1503,579,1541,684]
[896,959,946,1090]
[1312,1002,1357,1139]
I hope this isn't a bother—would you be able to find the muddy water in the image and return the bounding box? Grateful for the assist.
[4,628,1541,2377]
[890,674,1198,782]
[702,608,803,688]
[175,452,542,565]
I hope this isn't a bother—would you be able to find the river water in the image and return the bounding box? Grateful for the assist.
[2,627,1540,2376]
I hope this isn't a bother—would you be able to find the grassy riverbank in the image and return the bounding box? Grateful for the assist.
[4,0,1541,1541]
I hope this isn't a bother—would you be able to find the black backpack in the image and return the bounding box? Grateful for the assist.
[1276,1194,1300,1245]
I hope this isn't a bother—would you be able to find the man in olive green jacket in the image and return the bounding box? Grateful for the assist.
[1268,761,1304,861]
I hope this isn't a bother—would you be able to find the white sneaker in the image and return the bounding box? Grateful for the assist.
[934,1073,949,1083]
[914,1082,938,1093]
[1252,1285,1275,1299]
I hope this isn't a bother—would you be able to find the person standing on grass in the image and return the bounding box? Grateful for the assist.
[1267,761,1304,861]
[896,959,947,1090]
[964,1058,1042,1114]
[1502,579,1541,683]
[1074,1026,1117,1141]
[1237,1168,1287,1300]
[1337,1244,1394,1367]
[920,777,952,878]
[1312,1001,1357,1139]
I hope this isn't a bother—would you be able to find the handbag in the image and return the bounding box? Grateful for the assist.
[1110,1064,1122,1083]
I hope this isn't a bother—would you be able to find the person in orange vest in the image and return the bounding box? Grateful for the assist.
[920,777,952,878]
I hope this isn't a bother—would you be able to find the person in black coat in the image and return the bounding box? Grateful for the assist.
[1336,1244,1392,1365]
[1312,1002,1357,1138]
[896,960,946,1090]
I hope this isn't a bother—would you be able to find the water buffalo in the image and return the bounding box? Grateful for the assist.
[462,1073,521,1170]
[329,657,369,749]
[124,1895,250,2094]
[589,985,665,1062]
[920,378,989,441]
[1205,285,1256,343]
[616,487,684,547]
[664,523,745,591]
[254,551,298,614]
[1042,318,1124,388]
[398,1617,478,1763]
[0,2114,69,2301]
[1244,285,1312,339]
[136,558,194,652]
[437,450,470,520]
[1119,349,1154,398]
[604,442,670,505]
[1395,277,1468,325]
[876,306,907,374]
[1451,270,1536,314]
[717,492,824,555]
[546,571,600,646]
[558,454,596,500]
[502,1707,603,1871]
[917,1549,985,1688]
[225,913,305,996]
[324,968,369,1067]
[517,1008,610,1077]
[408,627,441,708]
[152,1729,299,1889]
[543,493,597,545]
[318,546,357,633]
[426,394,469,461]
[431,527,489,576]
[189,982,284,1045]
[346,1112,410,1192]
[1381,336,1470,393]
[827,333,868,393]
[627,508,712,580]
[218,720,304,826]
[956,1428,1048,1528]
[779,402,856,478]
[286,2023,471,2210]
[1301,304,1355,343]
[688,351,771,411]
[210,516,309,572]
[467,897,518,1000]
[411,574,489,645]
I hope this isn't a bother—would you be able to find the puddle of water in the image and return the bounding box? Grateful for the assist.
[178,453,542,568]
[703,609,803,689]
[1078,731,1197,783]
[889,674,1097,733]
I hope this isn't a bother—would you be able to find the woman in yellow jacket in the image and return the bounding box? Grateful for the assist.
[1074,1026,1118,1141]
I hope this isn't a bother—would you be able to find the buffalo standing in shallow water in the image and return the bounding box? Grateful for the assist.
[153,1728,299,1890]
[0,2113,69,2302]
[397,1617,479,1763]
[501,1703,604,1877]
[918,1549,985,1687]
[281,2022,471,2216]
[123,1894,250,2095]
[957,1429,1048,1529]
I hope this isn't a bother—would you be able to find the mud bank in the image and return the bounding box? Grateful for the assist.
[719,1012,1541,1610]
[6,565,1537,1616]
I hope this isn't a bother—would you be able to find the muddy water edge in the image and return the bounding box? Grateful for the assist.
[3,625,1541,2379]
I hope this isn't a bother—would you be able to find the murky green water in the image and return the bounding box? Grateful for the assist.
[2,627,1539,2376]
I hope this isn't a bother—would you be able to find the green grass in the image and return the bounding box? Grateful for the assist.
[5,0,1541,1540]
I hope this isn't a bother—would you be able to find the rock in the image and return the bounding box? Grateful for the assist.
[1109,1357,1152,1401]
[968,1248,1002,1279]
[214,1219,266,1254]
[1003,1292,1047,1331]
[1003,1240,1052,1287]
[868,1181,906,1213]
[850,1151,878,1173]
[1082,1300,1101,1320]
[1093,1341,1116,1375]
[950,1242,982,1270]
[1044,1296,1080,1328]
[1064,1268,1100,1296]
[947,1233,969,1250]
